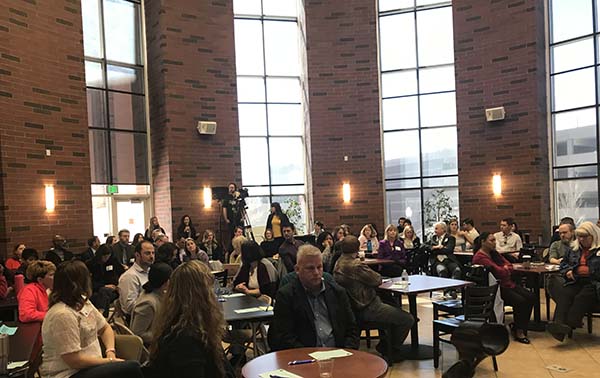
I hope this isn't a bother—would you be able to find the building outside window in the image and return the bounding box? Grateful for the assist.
[378,0,459,238]
[233,0,309,236]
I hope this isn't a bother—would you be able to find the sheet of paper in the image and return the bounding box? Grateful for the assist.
[222,293,245,298]
[546,364,571,373]
[234,306,273,314]
[259,368,303,378]
[7,361,28,370]
[308,349,353,360]
[0,324,18,336]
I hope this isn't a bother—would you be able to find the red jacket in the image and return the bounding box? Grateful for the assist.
[17,282,48,323]
[472,250,515,289]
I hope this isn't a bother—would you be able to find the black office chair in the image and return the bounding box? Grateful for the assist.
[213,269,228,287]
[433,283,500,371]
[432,265,490,320]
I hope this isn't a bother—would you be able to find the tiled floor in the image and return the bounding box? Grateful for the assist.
[376,291,600,377]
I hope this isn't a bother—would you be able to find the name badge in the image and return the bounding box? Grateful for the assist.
[105,265,113,272]
[129,258,135,263]
[394,246,401,251]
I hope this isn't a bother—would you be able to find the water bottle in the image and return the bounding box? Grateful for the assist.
[400,269,409,289]
[366,240,372,253]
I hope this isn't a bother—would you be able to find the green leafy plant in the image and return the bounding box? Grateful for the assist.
[423,189,456,241]
[283,197,305,234]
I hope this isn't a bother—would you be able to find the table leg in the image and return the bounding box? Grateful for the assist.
[394,293,434,360]
[527,275,547,332]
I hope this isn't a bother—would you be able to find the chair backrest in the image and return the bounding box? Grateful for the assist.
[112,322,149,363]
[464,265,490,286]
[464,283,499,322]
[223,263,241,280]
[115,334,144,362]
[213,269,228,287]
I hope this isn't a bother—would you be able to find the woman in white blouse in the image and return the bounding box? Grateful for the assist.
[358,224,379,253]
[41,260,142,378]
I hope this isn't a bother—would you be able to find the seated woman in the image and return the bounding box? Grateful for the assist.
[131,233,145,249]
[377,224,407,277]
[182,238,209,265]
[145,216,166,241]
[260,229,280,258]
[41,260,143,378]
[229,235,247,264]
[147,261,233,378]
[233,240,278,301]
[86,244,123,317]
[17,260,55,322]
[317,231,335,272]
[402,225,424,273]
[358,224,379,254]
[548,221,600,342]
[428,222,460,280]
[131,262,172,345]
[473,232,534,344]
[177,214,198,240]
[200,229,225,262]
[265,202,290,242]
[449,218,467,252]
[6,243,25,271]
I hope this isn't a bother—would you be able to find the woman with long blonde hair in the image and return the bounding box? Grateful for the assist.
[147,260,231,377]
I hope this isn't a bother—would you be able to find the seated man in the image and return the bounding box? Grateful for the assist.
[268,245,359,351]
[333,236,414,357]
[494,218,523,257]
[118,240,155,318]
[278,223,304,273]
[547,222,600,341]
[548,223,575,265]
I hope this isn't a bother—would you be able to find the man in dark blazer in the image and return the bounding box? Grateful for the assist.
[268,244,359,351]
[112,229,135,268]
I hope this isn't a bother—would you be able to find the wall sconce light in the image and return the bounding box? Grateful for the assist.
[492,174,502,196]
[203,187,212,209]
[342,183,351,203]
[45,184,55,211]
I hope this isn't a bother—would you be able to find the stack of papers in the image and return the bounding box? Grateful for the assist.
[308,349,353,360]
[234,306,273,314]
[259,369,303,378]
[222,293,245,298]
[0,324,18,335]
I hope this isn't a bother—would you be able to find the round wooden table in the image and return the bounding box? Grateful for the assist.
[241,347,388,378]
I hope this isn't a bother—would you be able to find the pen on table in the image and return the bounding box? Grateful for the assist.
[270,375,287,378]
[288,358,316,365]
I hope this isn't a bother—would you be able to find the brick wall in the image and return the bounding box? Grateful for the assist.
[304,0,385,234]
[144,0,240,241]
[454,0,551,240]
[0,0,93,256]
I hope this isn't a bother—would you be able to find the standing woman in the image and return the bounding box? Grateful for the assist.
[358,224,379,253]
[200,229,224,262]
[472,232,534,344]
[147,261,233,378]
[41,260,143,378]
[177,215,198,240]
[265,202,290,241]
[377,224,407,277]
[145,217,166,241]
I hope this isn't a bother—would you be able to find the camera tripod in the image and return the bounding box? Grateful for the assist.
[239,205,255,242]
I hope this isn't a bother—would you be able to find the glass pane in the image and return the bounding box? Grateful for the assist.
[421,127,458,176]
[554,166,598,179]
[416,0,448,5]
[385,179,420,189]
[264,21,300,76]
[268,104,303,135]
[240,137,270,185]
[419,65,455,93]
[266,77,301,103]
[82,0,103,58]
[420,92,456,127]
[244,196,271,240]
[551,0,593,43]
[386,190,422,238]
[271,185,305,195]
[552,68,595,111]
[116,200,146,236]
[238,104,267,136]
[379,13,417,71]
[85,61,104,88]
[551,38,594,74]
[87,89,107,128]
[247,186,271,196]
[107,65,144,94]
[89,130,110,183]
[269,137,305,184]
[382,96,419,130]
[116,185,150,195]
[91,184,107,195]
[384,130,421,179]
[423,176,458,187]
[103,0,142,65]
[555,179,599,224]
[234,20,265,76]
[273,195,307,233]
[381,70,418,98]
[553,108,597,166]
[110,132,149,184]
[417,7,454,66]
[108,92,146,131]
[263,0,298,18]
[92,197,111,238]
[423,187,459,234]
[379,0,415,12]
[233,0,262,16]
[237,77,266,102]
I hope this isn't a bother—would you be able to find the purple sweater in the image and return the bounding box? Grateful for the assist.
[377,239,407,264]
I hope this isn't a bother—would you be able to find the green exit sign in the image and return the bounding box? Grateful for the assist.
[107,185,119,194]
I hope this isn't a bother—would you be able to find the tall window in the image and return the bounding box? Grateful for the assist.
[82,0,151,238]
[233,0,308,235]
[550,0,600,224]
[378,0,459,238]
